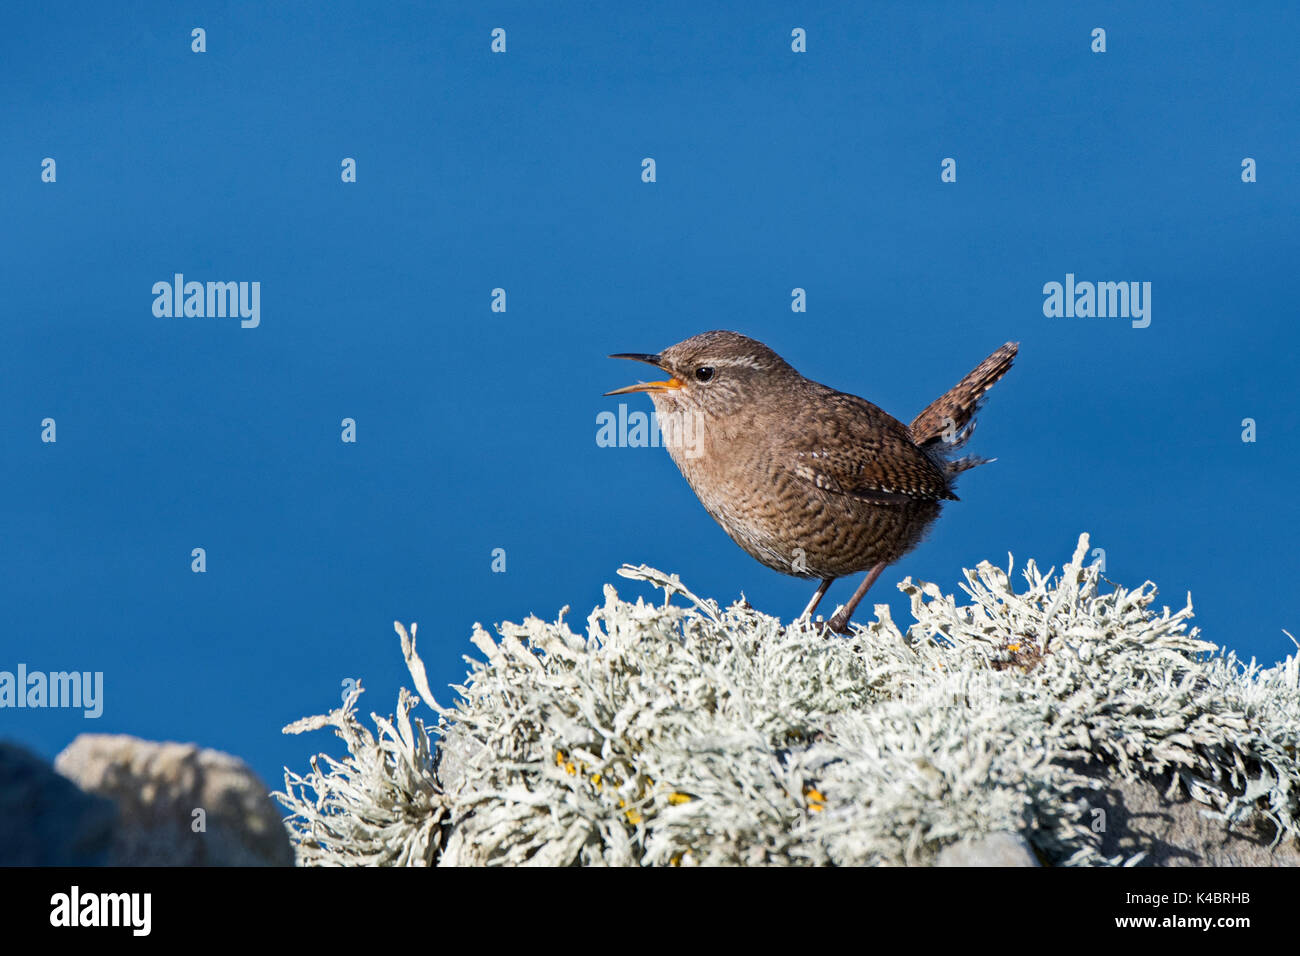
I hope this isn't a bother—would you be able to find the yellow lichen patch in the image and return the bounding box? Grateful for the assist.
[553,748,586,776]
[803,785,826,812]
[625,808,643,825]
[667,792,692,805]
[993,638,1046,673]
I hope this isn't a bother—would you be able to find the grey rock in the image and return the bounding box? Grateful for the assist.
[0,740,116,865]
[936,832,1040,867]
[55,734,293,866]
[1081,770,1300,867]
[935,769,1300,867]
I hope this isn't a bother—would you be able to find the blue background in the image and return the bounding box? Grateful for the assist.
[3,2,1297,797]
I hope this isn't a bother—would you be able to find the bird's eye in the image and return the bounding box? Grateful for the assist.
[695,366,715,382]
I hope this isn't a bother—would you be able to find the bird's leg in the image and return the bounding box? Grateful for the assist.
[828,562,888,633]
[799,578,835,621]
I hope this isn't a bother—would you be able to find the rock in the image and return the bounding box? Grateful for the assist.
[933,769,1300,867]
[0,740,116,865]
[936,832,1040,867]
[1083,770,1300,867]
[55,734,294,866]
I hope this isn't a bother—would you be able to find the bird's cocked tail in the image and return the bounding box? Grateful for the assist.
[909,342,1018,476]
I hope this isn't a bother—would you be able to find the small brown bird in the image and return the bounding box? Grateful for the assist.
[606,331,1017,632]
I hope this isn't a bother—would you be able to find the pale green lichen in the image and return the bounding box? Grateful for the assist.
[275,534,1300,866]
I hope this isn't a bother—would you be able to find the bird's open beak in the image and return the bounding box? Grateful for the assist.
[604,353,684,396]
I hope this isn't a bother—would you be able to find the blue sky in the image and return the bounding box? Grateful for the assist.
[3,2,1298,796]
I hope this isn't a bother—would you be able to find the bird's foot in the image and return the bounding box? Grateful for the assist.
[826,609,854,634]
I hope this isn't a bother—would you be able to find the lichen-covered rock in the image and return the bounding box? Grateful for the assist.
[0,741,116,865]
[278,534,1300,866]
[57,734,293,866]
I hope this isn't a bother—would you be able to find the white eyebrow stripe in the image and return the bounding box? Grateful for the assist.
[703,357,768,369]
